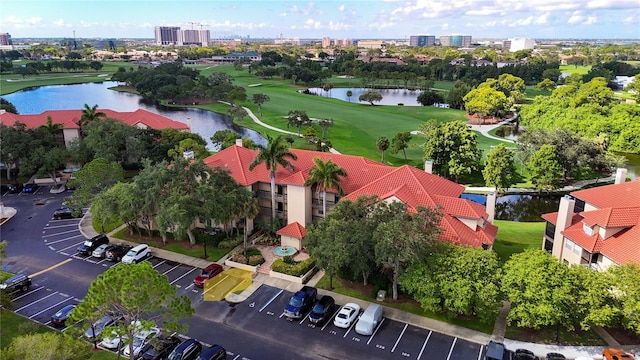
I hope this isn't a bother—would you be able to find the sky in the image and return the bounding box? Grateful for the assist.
[1,0,639,40]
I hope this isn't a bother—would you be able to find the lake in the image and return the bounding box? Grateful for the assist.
[305,87,425,106]
[2,81,266,150]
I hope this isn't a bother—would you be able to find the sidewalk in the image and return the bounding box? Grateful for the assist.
[78,212,640,359]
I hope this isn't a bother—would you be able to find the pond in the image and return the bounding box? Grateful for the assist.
[305,87,426,106]
[2,82,266,150]
[461,193,561,222]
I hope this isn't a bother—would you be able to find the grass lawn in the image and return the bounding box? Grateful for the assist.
[505,324,605,346]
[0,310,117,359]
[559,65,592,75]
[0,61,130,95]
[491,220,545,263]
[110,227,229,262]
[315,276,495,334]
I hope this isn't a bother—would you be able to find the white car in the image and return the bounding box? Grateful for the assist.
[121,244,150,264]
[122,327,160,358]
[99,328,127,349]
[333,303,360,328]
[92,244,109,258]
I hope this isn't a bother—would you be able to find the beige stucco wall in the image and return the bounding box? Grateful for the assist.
[281,234,302,250]
[583,203,599,212]
[599,225,625,239]
[456,217,478,231]
[286,184,311,226]
[596,255,617,271]
[560,238,583,265]
[62,128,80,149]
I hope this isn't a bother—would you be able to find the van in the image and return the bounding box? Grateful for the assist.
[484,340,505,360]
[121,244,151,264]
[355,303,383,335]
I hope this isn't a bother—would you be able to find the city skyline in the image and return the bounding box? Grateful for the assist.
[2,0,639,40]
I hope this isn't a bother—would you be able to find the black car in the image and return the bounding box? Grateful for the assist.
[196,345,226,360]
[546,353,566,360]
[105,244,132,262]
[167,339,202,360]
[142,335,182,360]
[53,207,78,220]
[77,234,109,255]
[7,183,23,194]
[51,304,76,327]
[308,295,335,325]
[515,348,538,360]
[0,274,31,295]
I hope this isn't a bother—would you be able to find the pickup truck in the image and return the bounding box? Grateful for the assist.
[284,286,317,319]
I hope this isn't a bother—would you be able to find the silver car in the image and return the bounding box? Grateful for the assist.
[92,244,109,258]
[85,315,121,341]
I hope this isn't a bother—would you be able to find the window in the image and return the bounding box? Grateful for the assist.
[565,240,573,250]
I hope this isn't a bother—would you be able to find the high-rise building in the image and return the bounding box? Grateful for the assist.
[334,38,353,47]
[409,35,435,47]
[0,33,12,46]
[322,37,331,48]
[154,26,180,45]
[508,38,535,52]
[177,29,210,46]
[439,35,471,47]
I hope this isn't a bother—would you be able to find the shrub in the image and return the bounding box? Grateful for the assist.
[245,247,262,257]
[218,236,243,249]
[283,255,296,264]
[248,255,265,266]
[231,254,247,264]
[271,258,316,277]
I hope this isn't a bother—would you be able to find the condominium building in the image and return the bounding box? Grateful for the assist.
[542,169,640,270]
[322,37,331,48]
[409,35,435,47]
[202,144,498,251]
[178,29,210,46]
[334,38,353,47]
[154,26,180,46]
[0,33,12,46]
[439,35,472,47]
[509,37,536,52]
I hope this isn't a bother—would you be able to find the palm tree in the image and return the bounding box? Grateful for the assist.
[377,136,390,163]
[304,157,347,217]
[252,93,270,117]
[249,134,298,220]
[346,90,353,103]
[78,104,105,135]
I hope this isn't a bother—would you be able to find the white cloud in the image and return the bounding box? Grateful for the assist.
[535,12,549,24]
[583,16,597,25]
[327,20,352,31]
[567,11,584,24]
[339,4,345,12]
[53,19,67,27]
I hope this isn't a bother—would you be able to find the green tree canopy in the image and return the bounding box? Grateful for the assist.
[390,131,412,164]
[286,109,311,137]
[376,136,390,163]
[304,157,347,217]
[482,144,517,191]
[359,90,383,105]
[420,120,481,181]
[68,262,194,360]
[527,144,563,191]
[67,157,124,208]
[1,332,91,360]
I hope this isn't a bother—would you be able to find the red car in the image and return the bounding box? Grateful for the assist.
[193,264,223,287]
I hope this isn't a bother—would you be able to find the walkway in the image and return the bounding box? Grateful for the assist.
[466,175,616,194]
[219,101,341,154]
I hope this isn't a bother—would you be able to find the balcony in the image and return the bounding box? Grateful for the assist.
[256,190,287,201]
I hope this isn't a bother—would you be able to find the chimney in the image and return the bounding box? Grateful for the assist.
[183,150,194,160]
[424,160,433,174]
[235,138,243,147]
[615,168,627,184]
[553,195,575,260]
[486,190,496,223]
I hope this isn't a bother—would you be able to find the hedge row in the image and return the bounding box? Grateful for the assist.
[271,258,316,276]
[218,236,243,249]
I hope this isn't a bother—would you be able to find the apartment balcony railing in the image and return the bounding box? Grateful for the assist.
[256,190,287,201]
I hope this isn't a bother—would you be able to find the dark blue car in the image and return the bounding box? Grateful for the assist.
[284,286,317,319]
[51,304,76,327]
[22,183,38,193]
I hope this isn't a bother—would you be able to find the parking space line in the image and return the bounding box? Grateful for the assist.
[152,259,167,268]
[44,235,84,245]
[15,291,59,312]
[259,289,283,313]
[169,267,198,285]
[477,345,484,360]
[45,222,81,229]
[96,257,109,265]
[57,241,84,252]
[342,313,359,338]
[299,311,311,325]
[42,229,80,237]
[445,337,457,360]
[368,317,387,345]
[321,308,341,331]
[232,355,239,360]
[416,330,432,360]
[162,264,180,275]
[28,296,73,319]
[13,286,45,301]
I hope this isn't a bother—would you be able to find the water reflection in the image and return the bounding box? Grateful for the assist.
[462,193,561,222]
[305,87,423,106]
[2,82,266,150]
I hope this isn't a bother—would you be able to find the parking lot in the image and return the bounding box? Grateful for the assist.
[224,285,486,360]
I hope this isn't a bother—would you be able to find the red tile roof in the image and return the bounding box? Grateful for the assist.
[581,207,640,228]
[541,211,583,226]
[0,109,189,131]
[277,222,307,239]
[204,145,496,248]
[571,179,640,209]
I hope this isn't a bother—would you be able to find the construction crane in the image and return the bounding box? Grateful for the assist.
[186,22,209,30]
